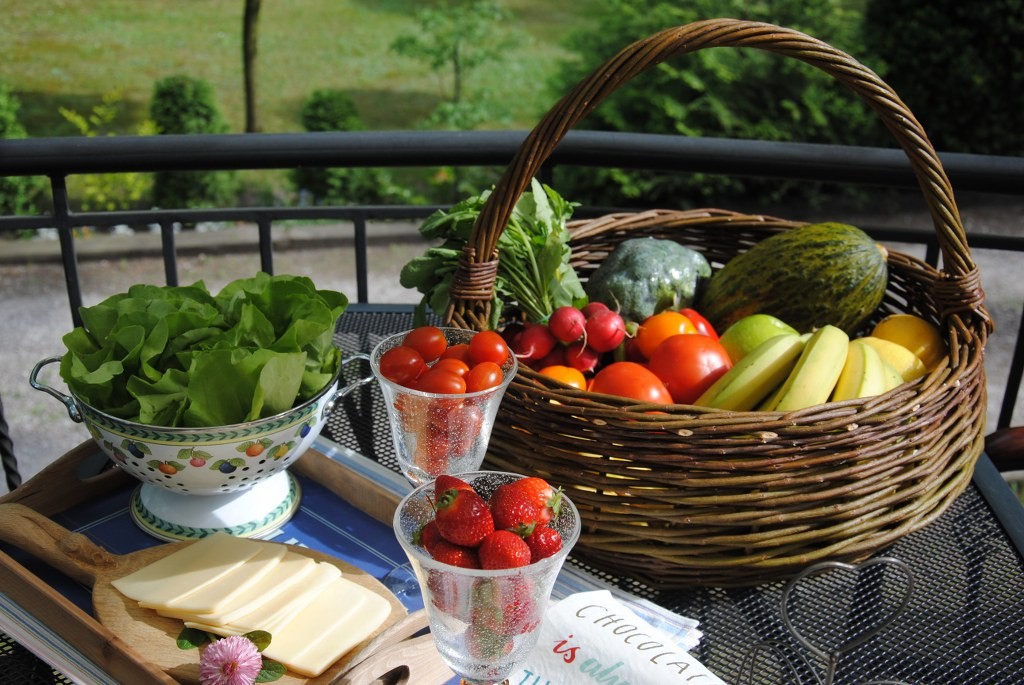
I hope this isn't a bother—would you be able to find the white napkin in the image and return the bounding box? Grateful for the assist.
[508,590,727,685]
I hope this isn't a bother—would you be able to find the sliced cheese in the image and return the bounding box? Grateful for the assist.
[264,576,392,677]
[142,542,287,614]
[184,620,243,637]
[111,532,263,608]
[226,561,342,634]
[156,551,317,624]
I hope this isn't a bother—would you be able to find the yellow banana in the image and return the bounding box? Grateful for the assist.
[764,325,849,411]
[832,338,888,401]
[881,358,905,391]
[695,333,805,411]
[857,336,927,382]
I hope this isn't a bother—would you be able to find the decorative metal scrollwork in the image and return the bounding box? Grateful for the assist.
[736,557,916,685]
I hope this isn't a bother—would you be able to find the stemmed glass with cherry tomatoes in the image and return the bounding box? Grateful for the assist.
[370,326,518,485]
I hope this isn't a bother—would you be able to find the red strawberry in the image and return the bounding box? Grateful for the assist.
[489,487,543,534]
[415,519,444,554]
[524,524,563,562]
[434,488,494,547]
[434,473,474,499]
[495,475,561,524]
[477,530,532,570]
[430,539,481,569]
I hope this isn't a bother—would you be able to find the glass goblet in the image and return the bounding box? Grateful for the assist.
[393,471,580,685]
[370,328,518,485]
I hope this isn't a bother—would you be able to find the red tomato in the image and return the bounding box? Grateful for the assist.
[588,362,672,405]
[648,334,733,404]
[379,345,425,385]
[440,343,473,364]
[470,330,511,366]
[416,368,468,395]
[433,358,470,378]
[635,311,698,360]
[404,326,448,363]
[679,308,719,340]
[465,361,504,393]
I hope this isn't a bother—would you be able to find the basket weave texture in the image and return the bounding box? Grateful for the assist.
[446,19,993,587]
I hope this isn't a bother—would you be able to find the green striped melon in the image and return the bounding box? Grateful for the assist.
[697,222,889,335]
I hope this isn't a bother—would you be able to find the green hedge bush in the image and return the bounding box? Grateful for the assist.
[547,0,887,208]
[863,0,1024,155]
[149,75,238,209]
[0,82,42,215]
[292,89,409,205]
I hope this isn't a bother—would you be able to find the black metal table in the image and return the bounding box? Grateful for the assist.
[325,305,1024,685]
[2,304,1022,685]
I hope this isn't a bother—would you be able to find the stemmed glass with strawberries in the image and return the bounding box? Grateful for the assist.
[370,326,518,485]
[393,471,580,685]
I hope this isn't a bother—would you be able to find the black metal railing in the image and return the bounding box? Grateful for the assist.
[1,130,1022,434]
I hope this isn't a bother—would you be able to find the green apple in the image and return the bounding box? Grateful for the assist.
[719,314,799,362]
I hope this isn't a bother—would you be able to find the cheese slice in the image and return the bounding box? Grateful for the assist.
[111,532,264,608]
[141,542,287,614]
[157,551,317,624]
[264,576,392,677]
[226,561,342,634]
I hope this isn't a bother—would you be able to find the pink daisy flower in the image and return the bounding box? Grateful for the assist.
[199,635,264,685]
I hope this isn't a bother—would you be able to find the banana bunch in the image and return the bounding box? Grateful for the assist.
[696,324,911,412]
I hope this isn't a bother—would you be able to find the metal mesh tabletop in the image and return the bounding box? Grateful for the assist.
[325,306,1024,685]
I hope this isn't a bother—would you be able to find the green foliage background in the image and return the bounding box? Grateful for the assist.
[547,0,888,208]
[1,0,1020,212]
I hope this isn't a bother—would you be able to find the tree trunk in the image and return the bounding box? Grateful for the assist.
[242,0,262,133]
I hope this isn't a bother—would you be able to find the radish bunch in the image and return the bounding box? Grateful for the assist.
[502,302,626,374]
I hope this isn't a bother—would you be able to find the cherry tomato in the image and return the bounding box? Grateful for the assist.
[648,334,733,404]
[679,308,719,340]
[379,345,425,385]
[635,311,698,360]
[440,343,473,364]
[588,361,672,404]
[416,368,468,395]
[470,330,511,366]
[433,357,470,377]
[539,365,587,390]
[404,326,448,363]
[465,361,504,393]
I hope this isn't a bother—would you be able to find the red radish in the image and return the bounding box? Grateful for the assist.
[500,322,526,350]
[512,322,557,363]
[532,345,566,370]
[585,309,626,353]
[547,306,586,344]
[581,301,610,318]
[564,341,601,374]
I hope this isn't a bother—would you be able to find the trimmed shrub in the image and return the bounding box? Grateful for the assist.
[0,82,43,215]
[59,91,155,212]
[149,75,238,209]
[292,89,409,205]
[863,0,1024,155]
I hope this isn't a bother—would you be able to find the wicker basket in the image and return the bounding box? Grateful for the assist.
[445,19,993,587]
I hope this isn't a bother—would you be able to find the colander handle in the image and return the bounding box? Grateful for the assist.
[324,353,376,416]
[29,356,82,423]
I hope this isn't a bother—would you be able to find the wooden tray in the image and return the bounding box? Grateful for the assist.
[0,441,453,684]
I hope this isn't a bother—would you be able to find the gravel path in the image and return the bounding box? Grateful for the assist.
[2,202,1022,494]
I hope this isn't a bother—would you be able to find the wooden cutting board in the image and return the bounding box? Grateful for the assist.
[0,502,450,684]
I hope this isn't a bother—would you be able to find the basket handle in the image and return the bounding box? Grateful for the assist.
[448,18,987,330]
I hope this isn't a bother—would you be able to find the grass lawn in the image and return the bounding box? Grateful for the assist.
[2,0,601,137]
